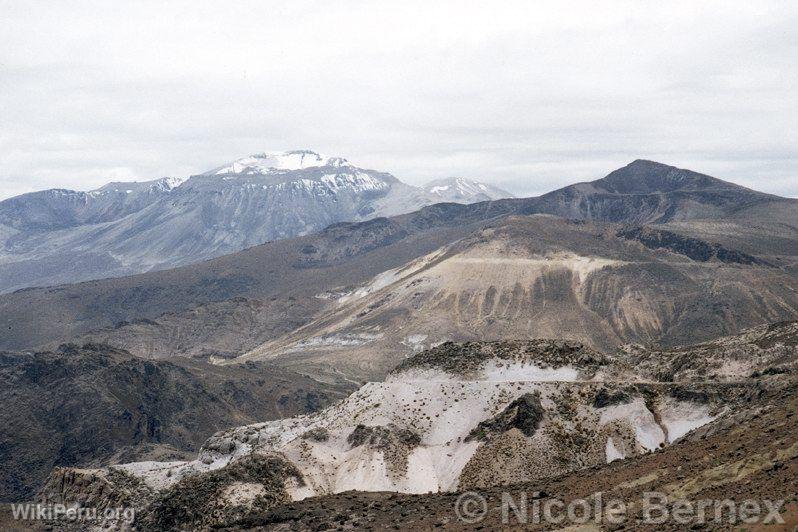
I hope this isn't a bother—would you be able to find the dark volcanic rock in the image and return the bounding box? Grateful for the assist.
[345,424,422,479]
[466,393,545,441]
[593,388,632,408]
[617,226,765,265]
[40,466,153,514]
[347,424,421,449]
[301,427,330,442]
[668,387,710,404]
[394,340,606,377]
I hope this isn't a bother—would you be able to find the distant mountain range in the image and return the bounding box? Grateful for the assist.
[0,150,512,293]
[2,159,796,363]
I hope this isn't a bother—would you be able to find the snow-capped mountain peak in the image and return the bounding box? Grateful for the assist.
[427,177,484,196]
[209,150,352,176]
[423,177,514,203]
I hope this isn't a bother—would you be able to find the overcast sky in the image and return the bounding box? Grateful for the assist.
[1,0,796,200]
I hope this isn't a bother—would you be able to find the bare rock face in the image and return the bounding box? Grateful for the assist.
[217,381,798,532]
[626,320,798,382]
[395,340,608,378]
[301,427,330,442]
[37,453,307,531]
[617,225,766,265]
[31,325,798,530]
[39,467,153,511]
[347,424,421,449]
[592,388,632,408]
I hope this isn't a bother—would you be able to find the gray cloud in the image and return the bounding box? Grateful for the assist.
[1,0,796,199]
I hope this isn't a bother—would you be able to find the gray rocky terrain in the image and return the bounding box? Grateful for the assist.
[240,214,798,381]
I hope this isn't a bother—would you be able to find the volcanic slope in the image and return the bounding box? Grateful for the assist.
[0,149,519,295]
[527,157,783,223]
[227,327,798,532]
[240,215,798,381]
[0,204,503,351]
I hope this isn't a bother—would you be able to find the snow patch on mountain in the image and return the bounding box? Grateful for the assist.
[658,398,716,442]
[271,172,390,196]
[598,399,667,451]
[157,176,189,190]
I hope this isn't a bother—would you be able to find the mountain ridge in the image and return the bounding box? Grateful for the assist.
[527,159,783,224]
[236,214,798,380]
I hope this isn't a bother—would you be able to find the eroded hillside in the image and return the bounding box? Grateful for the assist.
[35,323,798,530]
[241,216,798,381]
